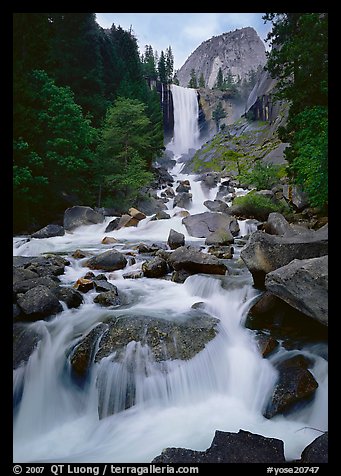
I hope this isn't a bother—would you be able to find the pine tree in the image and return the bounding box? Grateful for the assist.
[158,50,167,83]
[188,69,198,88]
[215,67,224,89]
[165,46,174,83]
[198,73,205,88]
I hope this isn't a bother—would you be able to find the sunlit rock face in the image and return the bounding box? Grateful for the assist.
[177,27,266,89]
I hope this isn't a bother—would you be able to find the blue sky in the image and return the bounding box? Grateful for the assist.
[95,13,272,70]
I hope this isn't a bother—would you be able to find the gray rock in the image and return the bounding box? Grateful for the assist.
[283,184,309,211]
[152,429,285,463]
[300,433,328,463]
[207,245,233,259]
[265,256,328,326]
[205,228,234,246]
[152,211,171,220]
[31,224,65,239]
[142,257,168,278]
[14,255,70,278]
[173,192,192,209]
[85,250,127,272]
[53,287,83,309]
[204,199,229,213]
[263,212,295,236]
[63,206,104,231]
[13,323,43,369]
[135,196,168,215]
[182,212,239,238]
[169,246,227,275]
[168,229,185,250]
[13,276,59,296]
[17,285,63,320]
[93,280,117,293]
[105,217,120,233]
[240,230,328,287]
[177,27,266,89]
[93,290,121,307]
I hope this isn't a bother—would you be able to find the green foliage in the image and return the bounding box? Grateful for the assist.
[188,69,198,88]
[96,97,161,206]
[239,161,285,190]
[263,13,328,208]
[212,102,227,131]
[13,70,98,231]
[158,51,167,83]
[198,73,205,88]
[286,106,328,208]
[233,191,290,221]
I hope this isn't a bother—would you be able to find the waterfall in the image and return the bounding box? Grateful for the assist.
[168,84,200,155]
[13,84,328,463]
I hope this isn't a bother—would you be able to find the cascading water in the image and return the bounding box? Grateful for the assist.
[13,85,327,463]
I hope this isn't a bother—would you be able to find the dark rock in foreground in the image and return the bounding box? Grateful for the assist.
[142,257,168,278]
[168,229,185,250]
[300,433,328,463]
[152,429,285,463]
[17,285,63,320]
[264,356,318,419]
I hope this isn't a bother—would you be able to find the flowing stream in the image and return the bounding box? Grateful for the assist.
[13,85,328,463]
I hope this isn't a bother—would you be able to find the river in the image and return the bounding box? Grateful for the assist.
[13,84,328,463]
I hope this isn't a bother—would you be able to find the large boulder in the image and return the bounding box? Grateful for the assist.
[240,229,328,287]
[71,311,219,380]
[63,206,104,231]
[13,276,59,296]
[265,256,328,326]
[173,192,192,209]
[205,228,234,246]
[31,224,65,239]
[204,199,229,213]
[182,212,239,238]
[152,429,285,463]
[300,433,328,463]
[168,246,227,275]
[16,285,63,320]
[13,255,69,278]
[264,355,318,419]
[84,249,127,271]
[13,323,43,369]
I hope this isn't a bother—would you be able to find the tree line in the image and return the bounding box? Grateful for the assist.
[13,13,172,233]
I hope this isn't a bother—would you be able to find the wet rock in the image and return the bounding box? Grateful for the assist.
[105,217,120,233]
[63,206,104,231]
[73,278,94,293]
[171,269,192,283]
[255,333,279,357]
[13,266,38,284]
[13,323,43,369]
[152,429,285,463]
[168,246,227,275]
[71,249,90,259]
[264,357,318,419]
[95,312,219,363]
[204,199,229,213]
[142,257,168,278]
[93,290,121,307]
[135,196,168,215]
[101,236,118,244]
[123,270,144,279]
[205,228,234,246]
[207,246,233,259]
[265,256,328,326]
[168,229,185,250]
[240,230,328,287]
[70,323,108,379]
[13,276,59,296]
[283,184,309,211]
[53,286,83,309]
[151,211,171,220]
[17,285,63,320]
[93,280,117,293]
[263,212,295,236]
[137,243,161,254]
[31,224,65,239]
[85,250,127,272]
[300,433,328,463]
[182,212,239,238]
[174,210,190,218]
[176,180,191,193]
[17,255,70,278]
[117,214,139,228]
[128,207,146,221]
[173,192,192,209]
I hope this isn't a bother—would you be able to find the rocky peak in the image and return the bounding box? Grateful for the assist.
[177,27,266,89]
